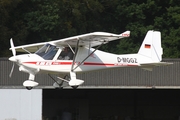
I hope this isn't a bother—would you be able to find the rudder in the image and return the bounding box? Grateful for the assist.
[138,30,163,62]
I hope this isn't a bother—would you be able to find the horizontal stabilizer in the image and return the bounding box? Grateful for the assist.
[140,62,173,71]
[141,67,153,71]
[141,62,173,66]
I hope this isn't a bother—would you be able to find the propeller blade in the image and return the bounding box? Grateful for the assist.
[9,63,14,78]
[10,38,16,56]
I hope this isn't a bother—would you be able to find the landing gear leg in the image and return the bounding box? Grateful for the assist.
[69,72,84,87]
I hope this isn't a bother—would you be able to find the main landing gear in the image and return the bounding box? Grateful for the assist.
[23,72,84,90]
[50,72,84,89]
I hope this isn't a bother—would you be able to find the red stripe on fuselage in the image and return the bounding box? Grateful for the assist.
[23,62,37,64]
[23,61,138,66]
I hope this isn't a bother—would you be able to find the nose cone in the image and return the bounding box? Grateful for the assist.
[9,56,17,62]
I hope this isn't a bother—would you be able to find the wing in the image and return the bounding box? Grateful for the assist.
[10,31,130,52]
[52,31,130,47]
[10,42,48,53]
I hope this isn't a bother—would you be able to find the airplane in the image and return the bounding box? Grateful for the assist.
[8,30,171,90]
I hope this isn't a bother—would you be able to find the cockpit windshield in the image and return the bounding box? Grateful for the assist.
[35,44,58,60]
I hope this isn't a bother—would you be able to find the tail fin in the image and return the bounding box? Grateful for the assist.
[138,30,163,62]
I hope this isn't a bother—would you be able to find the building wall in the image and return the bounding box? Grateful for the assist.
[0,89,42,120]
[0,58,180,88]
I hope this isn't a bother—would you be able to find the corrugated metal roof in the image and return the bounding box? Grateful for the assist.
[0,58,179,89]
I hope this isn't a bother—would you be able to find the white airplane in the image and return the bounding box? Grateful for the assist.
[9,30,170,90]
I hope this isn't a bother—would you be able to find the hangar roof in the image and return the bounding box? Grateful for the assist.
[0,58,179,89]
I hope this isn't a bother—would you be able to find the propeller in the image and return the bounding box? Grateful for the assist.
[9,63,14,77]
[9,38,16,77]
[10,38,16,56]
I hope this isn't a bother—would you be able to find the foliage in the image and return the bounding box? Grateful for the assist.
[1,0,180,58]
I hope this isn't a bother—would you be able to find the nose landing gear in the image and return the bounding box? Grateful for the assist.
[23,80,39,90]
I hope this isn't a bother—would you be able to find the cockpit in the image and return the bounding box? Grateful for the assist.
[58,47,74,60]
[35,44,59,60]
[35,44,74,60]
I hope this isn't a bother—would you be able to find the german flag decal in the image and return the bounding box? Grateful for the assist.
[145,44,151,48]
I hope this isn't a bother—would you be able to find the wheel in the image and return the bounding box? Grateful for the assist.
[55,86,63,90]
[26,87,33,90]
[71,86,78,89]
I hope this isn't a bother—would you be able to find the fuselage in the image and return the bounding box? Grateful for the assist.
[11,45,143,75]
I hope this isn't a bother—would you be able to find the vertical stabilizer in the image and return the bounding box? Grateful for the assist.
[138,30,163,62]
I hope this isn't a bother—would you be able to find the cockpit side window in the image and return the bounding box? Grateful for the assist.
[35,44,58,60]
[58,47,74,60]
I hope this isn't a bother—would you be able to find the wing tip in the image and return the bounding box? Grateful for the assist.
[120,31,130,37]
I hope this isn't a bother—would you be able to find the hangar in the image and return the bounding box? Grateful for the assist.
[0,58,180,120]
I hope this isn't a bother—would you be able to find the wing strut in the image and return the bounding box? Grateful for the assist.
[22,47,32,54]
[88,41,91,55]
[72,42,104,71]
[67,42,75,54]
[71,40,80,71]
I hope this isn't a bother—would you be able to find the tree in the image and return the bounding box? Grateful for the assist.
[1,0,180,58]
[0,0,29,56]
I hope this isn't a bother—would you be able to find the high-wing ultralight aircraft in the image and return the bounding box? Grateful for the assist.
[9,30,170,90]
